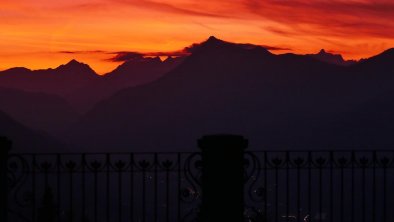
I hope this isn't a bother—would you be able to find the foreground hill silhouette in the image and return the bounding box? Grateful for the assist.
[65,37,394,151]
[0,87,78,134]
[0,110,64,152]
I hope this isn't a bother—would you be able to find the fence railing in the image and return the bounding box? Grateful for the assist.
[2,135,394,222]
[244,150,394,222]
[6,152,202,222]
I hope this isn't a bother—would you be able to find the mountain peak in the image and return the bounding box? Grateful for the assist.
[207,35,220,42]
[63,59,91,68]
[308,49,356,66]
[66,59,82,66]
[202,36,226,47]
[55,59,98,78]
[318,49,327,54]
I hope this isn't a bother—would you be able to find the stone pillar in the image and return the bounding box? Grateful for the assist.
[0,137,11,222]
[198,135,248,222]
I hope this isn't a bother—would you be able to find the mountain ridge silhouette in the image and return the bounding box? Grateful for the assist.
[64,37,394,151]
[307,49,356,66]
[1,36,394,152]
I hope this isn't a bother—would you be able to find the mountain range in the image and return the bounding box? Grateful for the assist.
[307,49,357,66]
[0,57,184,112]
[1,36,394,152]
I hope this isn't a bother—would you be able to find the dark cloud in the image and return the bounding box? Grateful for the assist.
[57,39,290,63]
[58,50,107,54]
[107,52,144,62]
[183,41,291,52]
[260,45,291,51]
[58,51,77,54]
[183,43,202,53]
[144,51,190,57]
[57,49,189,62]
[107,50,190,62]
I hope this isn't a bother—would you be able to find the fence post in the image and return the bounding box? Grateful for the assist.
[0,137,11,222]
[198,134,248,222]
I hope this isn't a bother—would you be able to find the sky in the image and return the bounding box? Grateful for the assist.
[1,0,394,74]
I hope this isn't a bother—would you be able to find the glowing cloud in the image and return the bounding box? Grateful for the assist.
[0,0,393,73]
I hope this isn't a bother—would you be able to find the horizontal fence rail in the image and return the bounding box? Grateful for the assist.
[5,150,394,222]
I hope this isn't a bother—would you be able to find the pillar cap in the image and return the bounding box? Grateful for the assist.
[198,134,248,150]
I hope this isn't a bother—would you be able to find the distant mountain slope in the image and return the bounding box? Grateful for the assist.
[105,56,184,87]
[69,36,382,151]
[307,49,357,66]
[0,60,99,96]
[0,87,78,134]
[306,88,394,148]
[67,56,185,112]
[0,57,185,112]
[353,48,394,74]
[0,110,65,152]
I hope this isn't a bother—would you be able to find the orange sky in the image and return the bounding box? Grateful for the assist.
[1,0,394,74]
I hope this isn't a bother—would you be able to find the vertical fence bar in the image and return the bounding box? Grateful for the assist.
[308,151,312,222]
[69,161,74,222]
[330,152,333,222]
[82,154,86,222]
[275,162,279,222]
[106,154,110,222]
[154,154,158,222]
[372,151,376,222]
[383,158,387,222]
[118,161,123,222]
[0,137,11,222]
[142,163,146,222]
[286,152,289,222]
[44,165,49,190]
[340,161,344,222]
[264,151,268,222]
[130,154,134,222]
[177,153,181,222]
[362,163,366,222]
[94,163,98,222]
[297,156,301,222]
[198,134,248,222]
[166,166,170,222]
[351,151,355,222]
[57,154,61,222]
[319,160,322,222]
[32,154,37,222]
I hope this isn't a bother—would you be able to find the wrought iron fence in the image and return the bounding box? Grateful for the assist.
[244,150,394,222]
[3,135,394,222]
[6,152,202,222]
